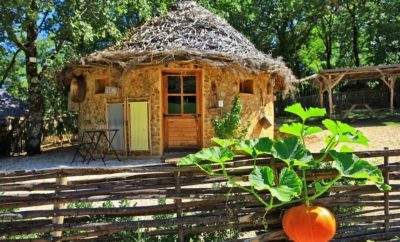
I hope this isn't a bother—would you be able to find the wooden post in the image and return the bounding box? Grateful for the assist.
[174,171,184,242]
[319,82,324,108]
[381,75,396,113]
[51,175,68,240]
[383,147,390,232]
[328,87,334,118]
[389,77,396,113]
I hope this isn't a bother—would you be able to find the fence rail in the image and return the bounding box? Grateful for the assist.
[1,148,400,241]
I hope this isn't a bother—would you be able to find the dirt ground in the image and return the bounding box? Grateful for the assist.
[304,122,400,153]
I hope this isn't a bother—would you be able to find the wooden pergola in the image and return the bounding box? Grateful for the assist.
[303,64,400,117]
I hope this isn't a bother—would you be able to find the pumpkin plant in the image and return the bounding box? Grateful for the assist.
[178,103,390,242]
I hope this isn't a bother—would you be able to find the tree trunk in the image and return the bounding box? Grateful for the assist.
[24,0,43,155]
[349,7,360,67]
[325,34,332,69]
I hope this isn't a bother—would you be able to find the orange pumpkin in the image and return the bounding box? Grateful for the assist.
[282,204,336,242]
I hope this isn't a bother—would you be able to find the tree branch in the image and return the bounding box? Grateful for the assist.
[38,40,65,79]
[38,10,50,32]
[4,27,27,52]
[0,48,22,87]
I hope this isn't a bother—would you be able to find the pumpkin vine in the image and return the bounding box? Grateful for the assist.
[178,103,391,239]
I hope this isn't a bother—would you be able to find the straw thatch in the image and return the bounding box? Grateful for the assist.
[75,0,296,93]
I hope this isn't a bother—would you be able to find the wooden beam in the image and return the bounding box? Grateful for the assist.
[318,80,325,108]
[328,87,334,118]
[389,76,396,112]
[319,75,329,92]
[330,72,348,89]
[381,76,390,88]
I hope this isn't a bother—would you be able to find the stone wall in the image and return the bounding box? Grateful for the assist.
[70,61,275,156]
[70,67,162,156]
[202,66,274,147]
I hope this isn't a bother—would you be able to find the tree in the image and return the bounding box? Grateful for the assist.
[0,0,171,154]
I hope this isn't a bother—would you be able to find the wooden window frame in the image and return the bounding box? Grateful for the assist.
[165,74,197,115]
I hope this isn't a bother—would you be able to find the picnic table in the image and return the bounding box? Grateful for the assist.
[72,129,121,165]
[342,103,374,119]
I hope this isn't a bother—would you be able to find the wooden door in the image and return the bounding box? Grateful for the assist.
[163,73,201,150]
[129,101,150,151]
[107,103,125,151]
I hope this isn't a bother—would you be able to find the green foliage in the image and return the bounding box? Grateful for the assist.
[212,137,237,148]
[322,119,369,146]
[329,150,389,191]
[195,147,235,164]
[0,0,176,140]
[235,137,273,159]
[1,0,400,142]
[249,166,302,202]
[284,103,326,122]
[212,96,247,139]
[178,103,390,217]
[272,137,314,168]
[279,123,323,137]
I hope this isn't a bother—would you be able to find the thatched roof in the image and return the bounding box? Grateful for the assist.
[77,0,296,93]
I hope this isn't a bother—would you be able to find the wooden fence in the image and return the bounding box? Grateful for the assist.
[1,148,400,241]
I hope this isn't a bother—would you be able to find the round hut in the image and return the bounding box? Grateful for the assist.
[63,0,296,156]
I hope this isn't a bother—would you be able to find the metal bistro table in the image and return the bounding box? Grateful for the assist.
[72,129,121,165]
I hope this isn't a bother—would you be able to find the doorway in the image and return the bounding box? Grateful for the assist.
[163,72,201,151]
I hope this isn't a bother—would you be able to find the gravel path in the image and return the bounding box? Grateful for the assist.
[0,147,161,171]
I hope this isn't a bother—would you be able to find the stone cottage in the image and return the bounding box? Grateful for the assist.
[60,1,296,157]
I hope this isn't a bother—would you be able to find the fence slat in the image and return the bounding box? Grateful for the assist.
[51,175,68,240]
[174,171,184,242]
[383,147,390,232]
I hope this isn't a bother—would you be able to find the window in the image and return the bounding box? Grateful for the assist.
[165,75,197,114]
[240,80,254,94]
[95,78,109,94]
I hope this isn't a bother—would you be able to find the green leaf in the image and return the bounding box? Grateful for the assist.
[312,180,331,195]
[313,181,324,194]
[178,154,200,166]
[277,168,303,199]
[249,166,275,190]
[201,164,214,175]
[236,137,273,158]
[212,138,237,148]
[329,150,390,191]
[340,145,354,152]
[284,103,326,122]
[279,122,323,137]
[272,137,314,168]
[323,119,369,146]
[249,166,303,202]
[195,147,234,164]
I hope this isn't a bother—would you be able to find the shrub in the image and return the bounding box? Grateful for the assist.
[212,96,247,139]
